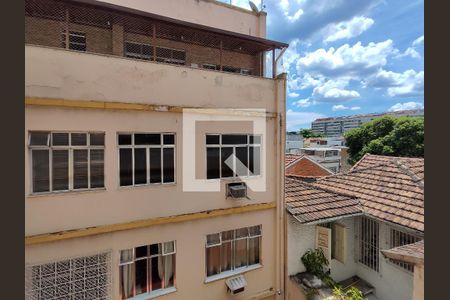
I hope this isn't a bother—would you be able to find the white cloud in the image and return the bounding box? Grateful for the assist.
[287,109,325,131]
[412,35,424,47]
[312,79,360,101]
[365,69,424,97]
[286,9,304,22]
[388,102,424,112]
[323,16,374,43]
[396,47,421,59]
[332,104,361,111]
[289,92,300,97]
[295,98,313,108]
[279,0,304,22]
[297,40,398,79]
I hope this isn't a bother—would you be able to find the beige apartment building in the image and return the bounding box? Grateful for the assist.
[25,0,288,300]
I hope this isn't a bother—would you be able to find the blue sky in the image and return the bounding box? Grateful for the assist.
[221,0,424,131]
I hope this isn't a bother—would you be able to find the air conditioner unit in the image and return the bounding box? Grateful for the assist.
[226,182,247,199]
[226,275,247,295]
[191,63,199,68]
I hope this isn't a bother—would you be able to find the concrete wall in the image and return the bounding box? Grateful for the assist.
[287,216,415,300]
[100,0,266,37]
[25,45,276,112]
[413,264,424,300]
[26,209,277,300]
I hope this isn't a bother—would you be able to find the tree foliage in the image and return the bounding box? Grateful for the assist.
[299,128,324,138]
[344,116,424,165]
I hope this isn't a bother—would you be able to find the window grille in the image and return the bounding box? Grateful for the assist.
[25,251,112,300]
[24,0,285,78]
[389,228,421,272]
[118,133,176,186]
[205,225,261,278]
[358,217,379,272]
[206,134,261,179]
[29,131,105,193]
[119,241,176,300]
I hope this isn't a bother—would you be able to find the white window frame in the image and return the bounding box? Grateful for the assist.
[205,134,262,180]
[61,30,86,51]
[117,133,176,187]
[119,241,177,300]
[205,225,262,281]
[28,131,105,194]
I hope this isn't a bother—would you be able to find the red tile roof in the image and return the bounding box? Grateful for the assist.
[286,176,362,223]
[285,154,332,177]
[382,240,424,265]
[286,154,304,167]
[313,154,424,232]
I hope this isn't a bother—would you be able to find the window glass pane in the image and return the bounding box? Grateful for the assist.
[142,45,153,56]
[172,50,186,61]
[30,132,49,146]
[221,230,234,241]
[119,149,133,186]
[120,249,133,264]
[71,133,87,146]
[73,149,88,189]
[149,148,162,183]
[52,150,69,190]
[236,146,248,176]
[90,149,104,188]
[206,135,219,145]
[134,148,147,185]
[118,134,132,145]
[249,225,261,237]
[249,146,260,176]
[248,237,260,265]
[221,242,232,272]
[135,134,160,145]
[236,227,249,238]
[206,246,220,277]
[206,233,220,246]
[221,147,234,178]
[52,133,69,146]
[234,239,248,269]
[249,135,261,144]
[135,259,148,295]
[163,148,175,183]
[163,241,175,254]
[90,133,104,146]
[135,246,148,258]
[150,256,163,291]
[32,150,49,192]
[164,255,175,288]
[206,148,220,179]
[150,244,161,256]
[119,264,134,299]
[69,43,86,51]
[222,134,247,144]
[163,134,175,145]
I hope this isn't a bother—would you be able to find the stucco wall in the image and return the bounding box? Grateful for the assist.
[413,264,424,300]
[287,214,315,275]
[25,45,277,112]
[26,208,277,300]
[99,0,266,37]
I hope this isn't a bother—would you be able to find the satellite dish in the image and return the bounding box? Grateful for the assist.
[249,1,259,13]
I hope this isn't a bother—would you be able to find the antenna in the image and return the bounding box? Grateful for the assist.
[249,1,259,13]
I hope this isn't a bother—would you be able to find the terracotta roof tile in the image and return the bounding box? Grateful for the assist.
[382,240,424,264]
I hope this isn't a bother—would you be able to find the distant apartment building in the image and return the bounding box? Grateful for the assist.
[311,109,424,136]
[299,147,342,173]
[302,136,345,148]
[25,1,288,299]
[286,132,303,154]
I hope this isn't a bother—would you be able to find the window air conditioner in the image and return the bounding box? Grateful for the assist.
[226,275,247,295]
[226,182,248,199]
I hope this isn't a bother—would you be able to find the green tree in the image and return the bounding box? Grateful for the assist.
[344,116,424,165]
[299,128,324,138]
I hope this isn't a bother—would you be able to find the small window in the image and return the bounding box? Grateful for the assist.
[61,31,86,51]
[118,133,176,186]
[358,217,379,272]
[202,64,218,70]
[125,41,153,60]
[155,46,186,65]
[389,228,421,272]
[119,241,176,299]
[205,225,261,278]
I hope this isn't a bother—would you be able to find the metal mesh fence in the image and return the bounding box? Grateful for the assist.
[25,0,282,78]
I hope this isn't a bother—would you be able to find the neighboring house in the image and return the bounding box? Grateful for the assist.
[285,154,424,300]
[25,0,288,299]
[285,154,333,180]
[286,133,303,154]
[299,147,342,173]
[303,137,345,148]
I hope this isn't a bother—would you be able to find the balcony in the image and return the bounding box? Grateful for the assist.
[25,0,287,79]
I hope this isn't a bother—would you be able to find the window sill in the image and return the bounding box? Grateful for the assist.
[204,264,262,283]
[118,182,177,191]
[127,287,177,300]
[27,187,106,198]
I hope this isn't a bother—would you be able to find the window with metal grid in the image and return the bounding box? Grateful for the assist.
[389,228,421,272]
[358,217,380,272]
[25,252,112,300]
[205,225,261,278]
[61,31,86,51]
[29,131,105,193]
[119,241,176,300]
[206,134,261,179]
